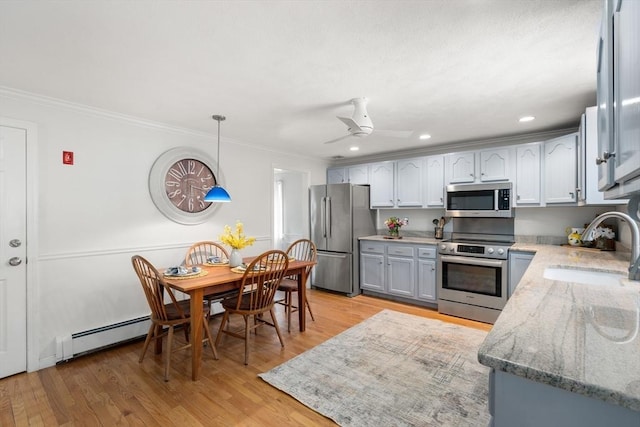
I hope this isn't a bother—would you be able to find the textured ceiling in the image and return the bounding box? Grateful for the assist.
[0,0,602,160]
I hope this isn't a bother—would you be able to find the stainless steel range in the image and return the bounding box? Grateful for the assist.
[437,217,514,324]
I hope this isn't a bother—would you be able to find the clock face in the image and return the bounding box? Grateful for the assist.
[149,147,222,225]
[164,158,215,213]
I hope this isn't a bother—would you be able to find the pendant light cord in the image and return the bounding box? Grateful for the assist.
[212,114,226,184]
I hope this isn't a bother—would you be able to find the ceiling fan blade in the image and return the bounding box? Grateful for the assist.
[376,129,414,138]
[337,116,363,133]
[323,134,353,144]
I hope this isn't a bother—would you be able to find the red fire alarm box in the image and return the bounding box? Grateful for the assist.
[63,151,74,165]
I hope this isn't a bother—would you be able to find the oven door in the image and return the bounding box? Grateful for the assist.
[437,255,508,310]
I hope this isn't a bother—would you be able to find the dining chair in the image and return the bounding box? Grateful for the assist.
[184,241,238,306]
[131,255,218,381]
[215,250,289,365]
[275,239,317,332]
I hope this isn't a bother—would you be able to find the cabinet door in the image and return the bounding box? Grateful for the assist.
[396,158,423,207]
[387,256,415,297]
[515,143,541,205]
[417,259,437,301]
[348,165,369,184]
[480,148,511,182]
[612,0,640,185]
[327,168,346,184]
[445,152,475,184]
[596,4,616,191]
[544,133,578,204]
[360,253,385,292]
[508,252,534,297]
[425,155,445,206]
[369,162,395,207]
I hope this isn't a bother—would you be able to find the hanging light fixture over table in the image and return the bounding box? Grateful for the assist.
[204,114,232,202]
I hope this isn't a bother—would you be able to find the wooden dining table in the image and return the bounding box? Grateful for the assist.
[163,257,316,380]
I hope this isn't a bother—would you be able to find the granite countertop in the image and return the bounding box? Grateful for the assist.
[478,244,640,411]
[359,235,442,244]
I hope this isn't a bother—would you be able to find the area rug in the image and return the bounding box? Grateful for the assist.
[259,309,490,427]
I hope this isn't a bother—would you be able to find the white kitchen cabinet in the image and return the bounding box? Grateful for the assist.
[479,147,511,182]
[370,159,423,208]
[544,133,578,204]
[369,161,395,207]
[327,167,347,184]
[416,247,437,302]
[424,155,445,207]
[360,241,386,292]
[347,164,370,185]
[445,151,475,184]
[387,245,416,297]
[508,251,534,297]
[327,165,370,184]
[395,158,423,207]
[514,142,541,205]
[598,0,640,199]
[360,240,437,304]
[578,106,626,205]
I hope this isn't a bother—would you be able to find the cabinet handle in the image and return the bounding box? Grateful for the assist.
[595,151,615,164]
[569,192,574,198]
[517,194,521,200]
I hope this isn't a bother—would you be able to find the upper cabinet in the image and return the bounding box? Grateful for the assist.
[598,0,640,198]
[578,106,626,205]
[424,155,445,207]
[445,148,511,185]
[514,142,541,205]
[445,151,475,184]
[327,165,370,184]
[544,133,578,204]
[370,159,423,208]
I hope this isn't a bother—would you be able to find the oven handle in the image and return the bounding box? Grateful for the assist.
[439,254,506,268]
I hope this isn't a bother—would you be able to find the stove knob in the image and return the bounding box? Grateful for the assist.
[450,247,455,252]
[498,248,505,255]
[487,248,494,254]
[440,244,447,251]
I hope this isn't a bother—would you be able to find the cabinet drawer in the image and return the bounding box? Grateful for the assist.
[387,245,414,257]
[418,247,437,259]
[360,241,385,254]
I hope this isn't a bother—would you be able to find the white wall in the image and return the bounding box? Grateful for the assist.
[0,90,328,369]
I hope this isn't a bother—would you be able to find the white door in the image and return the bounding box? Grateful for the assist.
[0,124,28,378]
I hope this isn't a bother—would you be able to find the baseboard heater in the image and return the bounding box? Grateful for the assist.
[57,316,151,362]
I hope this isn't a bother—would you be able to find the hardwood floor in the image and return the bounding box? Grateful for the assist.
[0,290,491,427]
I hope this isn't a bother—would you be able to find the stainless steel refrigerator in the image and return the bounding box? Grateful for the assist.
[309,183,376,297]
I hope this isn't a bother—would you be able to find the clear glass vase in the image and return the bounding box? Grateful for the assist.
[229,248,242,267]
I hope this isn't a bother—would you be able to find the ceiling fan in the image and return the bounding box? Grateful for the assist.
[323,97,412,144]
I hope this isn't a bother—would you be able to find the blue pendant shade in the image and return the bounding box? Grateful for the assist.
[204,185,231,202]
[205,114,231,203]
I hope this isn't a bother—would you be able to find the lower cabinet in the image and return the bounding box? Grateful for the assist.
[508,251,534,297]
[360,240,437,304]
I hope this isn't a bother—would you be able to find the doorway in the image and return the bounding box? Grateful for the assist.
[273,168,309,251]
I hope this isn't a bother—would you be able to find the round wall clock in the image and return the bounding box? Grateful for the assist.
[149,147,222,225]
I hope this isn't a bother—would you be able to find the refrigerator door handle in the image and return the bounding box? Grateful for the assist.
[327,197,332,238]
[321,196,327,237]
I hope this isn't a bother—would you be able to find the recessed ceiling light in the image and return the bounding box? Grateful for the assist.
[419,134,432,140]
[349,146,359,151]
[519,116,535,122]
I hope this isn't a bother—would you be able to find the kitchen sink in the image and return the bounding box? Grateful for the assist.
[543,266,625,286]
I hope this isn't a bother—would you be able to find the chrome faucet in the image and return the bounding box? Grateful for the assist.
[582,210,640,281]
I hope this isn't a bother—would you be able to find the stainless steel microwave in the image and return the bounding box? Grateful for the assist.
[445,182,513,218]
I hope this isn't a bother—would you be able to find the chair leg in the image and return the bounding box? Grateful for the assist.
[243,315,250,365]
[270,308,285,348]
[202,316,219,360]
[305,296,315,321]
[165,325,174,382]
[139,324,155,363]
[215,311,229,347]
[286,291,293,332]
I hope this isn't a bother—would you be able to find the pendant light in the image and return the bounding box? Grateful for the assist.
[204,114,232,202]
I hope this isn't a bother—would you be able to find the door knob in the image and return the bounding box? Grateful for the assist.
[9,257,22,266]
[9,239,21,248]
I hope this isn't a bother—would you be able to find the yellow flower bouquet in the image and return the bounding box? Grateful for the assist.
[219,221,256,250]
